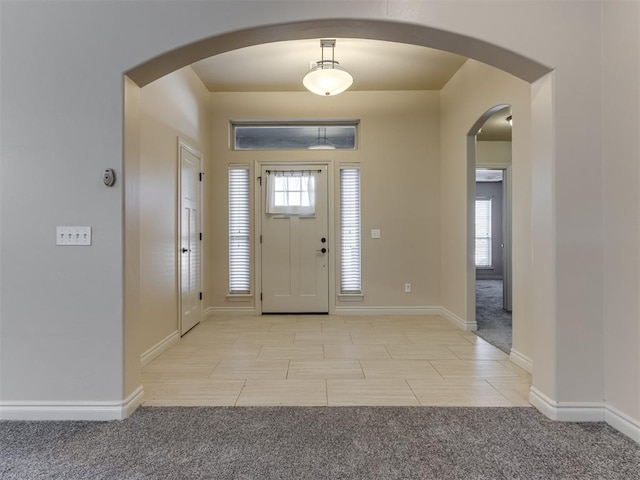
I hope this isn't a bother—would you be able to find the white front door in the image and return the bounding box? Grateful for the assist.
[261,165,329,313]
[179,143,202,335]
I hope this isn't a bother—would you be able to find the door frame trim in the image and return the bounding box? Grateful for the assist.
[473,164,512,311]
[255,160,335,315]
[177,138,204,334]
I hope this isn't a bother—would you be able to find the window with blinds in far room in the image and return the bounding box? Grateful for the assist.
[229,166,251,293]
[475,198,492,268]
[340,168,361,294]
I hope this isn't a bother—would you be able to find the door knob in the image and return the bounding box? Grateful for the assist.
[320,247,327,254]
[181,248,189,253]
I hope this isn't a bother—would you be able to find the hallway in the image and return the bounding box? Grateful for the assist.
[142,315,531,407]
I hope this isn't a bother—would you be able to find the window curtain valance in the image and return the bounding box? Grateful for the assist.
[266,170,317,216]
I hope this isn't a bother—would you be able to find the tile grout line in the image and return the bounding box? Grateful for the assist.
[484,378,517,406]
[358,359,366,379]
[461,332,478,345]
[234,379,247,407]
[325,379,329,406]
[427,359,446,380]
[404,378,422,406]
[207,358,223,378]
[382,344,394,360]
[443,344,466,361]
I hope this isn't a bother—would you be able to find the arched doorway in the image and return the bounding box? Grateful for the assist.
[123,19,552,414]
[125,20,549,88]
[468,105,514,355]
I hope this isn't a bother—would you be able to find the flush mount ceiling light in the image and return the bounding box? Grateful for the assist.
[303,39,353,96]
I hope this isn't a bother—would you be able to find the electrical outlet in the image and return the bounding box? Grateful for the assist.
[404,283,411,293]
[56,226,92,246]
[371,229,381,239]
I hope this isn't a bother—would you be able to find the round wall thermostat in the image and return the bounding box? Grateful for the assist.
[103,169,116,187]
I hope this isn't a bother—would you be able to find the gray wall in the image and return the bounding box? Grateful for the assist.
[1,1,638,439]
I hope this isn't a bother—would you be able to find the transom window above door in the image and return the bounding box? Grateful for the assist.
[232,121,358,150]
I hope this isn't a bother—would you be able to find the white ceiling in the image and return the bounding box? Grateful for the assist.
[190,38,511,140]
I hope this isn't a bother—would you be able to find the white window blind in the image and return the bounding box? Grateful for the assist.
[229,167,251,293]
[475,198,492,268]
[340,168,361,293]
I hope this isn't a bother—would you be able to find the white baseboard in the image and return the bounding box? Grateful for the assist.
[122,386,145,418]
[440,307,477,331]
[0,385,145,421]
[335,305,477,332]
[529,387,640,444]
[208,305,442,317]
[509,348,533,373]
[334,306,441,316]
[529,386,605,422]
[204,306,258,317]
[205,304,477,332]
[605,404,640,443]
[140,331,179,367]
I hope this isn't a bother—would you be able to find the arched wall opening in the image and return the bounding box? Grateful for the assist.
[123,18,553,414]
[125,20,549,88]
[467,104,515,356]
[466,104,512,330]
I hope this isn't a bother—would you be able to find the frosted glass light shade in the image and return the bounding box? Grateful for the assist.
[308,139,336,150]
[303,61,353,96]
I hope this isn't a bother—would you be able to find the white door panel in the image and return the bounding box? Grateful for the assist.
[261,165,329,313]
[179,144,202,334]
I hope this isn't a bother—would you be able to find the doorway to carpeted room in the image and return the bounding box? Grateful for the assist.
[475,279,512,354]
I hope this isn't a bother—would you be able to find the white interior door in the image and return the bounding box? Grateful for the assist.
[179,143,202,334]
[261,165,329,313]
[502,167,513,312]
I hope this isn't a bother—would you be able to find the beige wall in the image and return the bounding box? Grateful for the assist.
[138,67,211,354]
[3,0,639,439]
[477,141,512,167]
[440,60,533,364]
[124,76,142,395]
[207,91,440,313]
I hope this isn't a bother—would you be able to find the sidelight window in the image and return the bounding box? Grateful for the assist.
[229,166,251,293]
[340,167,361,294]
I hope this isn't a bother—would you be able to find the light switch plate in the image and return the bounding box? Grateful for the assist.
[56,226,92,246]
[371,229,381,239]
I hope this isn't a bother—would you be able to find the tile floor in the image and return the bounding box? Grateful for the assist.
[142,315,532,407]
